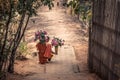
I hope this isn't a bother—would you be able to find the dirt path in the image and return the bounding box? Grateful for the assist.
[12,1,100,80]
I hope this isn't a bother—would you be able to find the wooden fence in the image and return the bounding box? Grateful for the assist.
[88,0,120,80]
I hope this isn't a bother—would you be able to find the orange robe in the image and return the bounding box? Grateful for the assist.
[36,43,47,64]
[44,44,53,58]
[36,43,53,64]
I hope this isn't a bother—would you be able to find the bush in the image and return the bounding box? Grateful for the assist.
[16,42,28,60]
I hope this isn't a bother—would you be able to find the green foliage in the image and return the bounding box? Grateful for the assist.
[78,2,92,21]
[41,0,54,9]
[67,0,77,8]
[18,42,28,57]
[67,0,92,22]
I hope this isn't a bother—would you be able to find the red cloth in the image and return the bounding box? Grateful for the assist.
[36,43,47,64]
[44,44,52,58]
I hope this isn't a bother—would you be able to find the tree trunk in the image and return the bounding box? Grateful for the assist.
[7,11,26,73]
[8,15,30,73]
[0,0,12,71]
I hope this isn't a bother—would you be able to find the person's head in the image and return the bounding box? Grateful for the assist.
[39,35,50,44]
[39,35,46,44]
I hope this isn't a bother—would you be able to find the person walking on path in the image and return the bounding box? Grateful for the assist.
[35,31,53,64]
